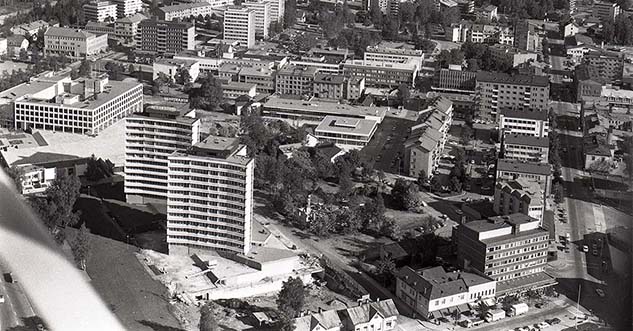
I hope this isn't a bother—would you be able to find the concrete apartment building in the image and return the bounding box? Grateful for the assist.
[447,23,513,45]
[475,72,550,122]
[44,27,108,58]
[314,116,379,150]
[223,6,256,49]
[455,213,553,296]
[237,66,275,93]
[115,13,147,45]
[83,1,118,22]
[125,105,200,204]
[496,158,552,195]
[584,50,624,82]
[493,179,545,224]
[112,0,143,17]
[84,21,115,36]
[498,109,549,138]
[136,20,195,57]
[594,0,620,22]
[167,136,254,255]
[275,65,318,96]
[433,68,476,93]
[395,266,496,320]
[489,44,538,67]
[575,63,604,101]
[342,59,417,88]
[13,74,143,135]
[313,73,365,100]
[503,134,549,163]
[262,0,284,23]
[514,21,544,53]
[243,0,271,39]
[404,98,453,178]
[158,3,214,21]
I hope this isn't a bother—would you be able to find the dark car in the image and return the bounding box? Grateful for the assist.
[546,317,561,325]
[3,272,15,283]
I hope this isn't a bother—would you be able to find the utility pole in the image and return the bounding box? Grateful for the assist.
[576,282,581,330]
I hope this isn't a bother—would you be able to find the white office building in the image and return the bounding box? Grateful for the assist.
[83,1,118,22]
[125,105,201,204]
[243,0,271,39]
[314,116,379,150]
[167,136,254,255]
[264,0,284,23]
[44,27,108,58]
[13,74,143,135]
[223,6,256,49]
[112,0,143,17]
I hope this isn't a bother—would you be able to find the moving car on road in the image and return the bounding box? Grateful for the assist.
[0,294,4,303]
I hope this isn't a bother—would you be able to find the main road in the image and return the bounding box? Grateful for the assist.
[0,262,36,330]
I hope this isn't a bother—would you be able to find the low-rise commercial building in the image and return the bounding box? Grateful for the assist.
[395,266,496,320]
[262,96,387,126]
[44,27,108,58]
[493,179,545,224]
[275,65,318,96]
[10,20,54,36]
[342,59,417,88]
[125,105,200,204]
[498,109,549,138]
[158,3,214,21]
[221,81,257,99]
[496,159,552,195]
[293,299,399,331]
[314,116,379,150]
[455,213,554,296]
[167,136,254,255]
[364,46,425,70]
[502,133,549,163]
[13,74,143,135]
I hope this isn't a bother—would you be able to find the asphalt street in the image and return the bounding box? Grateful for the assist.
[0,262,36,330]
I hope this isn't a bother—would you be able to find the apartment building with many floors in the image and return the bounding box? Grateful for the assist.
[498,109,549,138]
[83,1,118,22]
[125,105,201,204]
[167,136,254,255]
[223,6,256,49]
[136,19,195,57]
[502,133,549,163]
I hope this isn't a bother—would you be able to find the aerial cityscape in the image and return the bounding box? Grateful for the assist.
[0,0,630,329]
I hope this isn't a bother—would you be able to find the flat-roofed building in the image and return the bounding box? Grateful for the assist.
[158,3,214,21]
[44,27,108,58]
[476,72,549,122]
[275,65,318,96]
[493,179,545,224]
[514,21,544,53]
[84,21,115,36]
[223,6,256,49]
[489,44,538,67]
[221,81,257,99]
[594,0,620,22]
[314,116,379,150]
[237,66,275,93]
[433,68,476,93]
[112,0,143,17]
[243,0,271,39]
[167,136,254,255]
[342,59,418,88]
[13,74,143,135]
[83,1,118,22]
[10,20,55,36]
[574,63,604,101]
[498,109,549,138]
[264,0,284,23]
[125,105,200,204]
[584,50,624,82]
[18,165,57,195]
[153,58,200,83]
[502,134,549,163]
[262,96,387,126]
[496,158,552,195]
[364,46,425,69]
[115,13,147,45]
[136,19,195,57]
[455,213,553,296]
[395,266,496,320]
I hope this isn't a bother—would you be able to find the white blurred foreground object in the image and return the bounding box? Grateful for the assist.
[0,169,126,331]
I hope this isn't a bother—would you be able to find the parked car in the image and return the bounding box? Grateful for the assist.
[0,294,4,303]
[535,321,550,329]
[547,317,561,325]
[593,249,598,256]
[582,245,589,253]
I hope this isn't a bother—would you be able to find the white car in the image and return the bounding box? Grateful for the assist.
[0,294,4,303]
[535,321,550,329]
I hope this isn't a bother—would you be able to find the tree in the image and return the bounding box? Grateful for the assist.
[461,125,473,144]
[430,176,442,192]
[391,178,422,210]
[30,173,82,242]
[450,176,463,193]
[18,48,28,62]
[553,183,564,203]
[70,223,91,270]
[6,165,25,192]
[284,0,296,27]
[78,59,91,77]
[85,154,114,182]
[396,84,410,104]
[175,67,192,85]
[199,301,219,331]
[375,252,395,275]
[189,74,224,111]
[277,277,305,318]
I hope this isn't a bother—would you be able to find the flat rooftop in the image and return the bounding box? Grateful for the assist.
[497,159,552,176]
[263,97,388,120]
[315,116,378,137]
[501,109,548,121]
[504,134,549,147]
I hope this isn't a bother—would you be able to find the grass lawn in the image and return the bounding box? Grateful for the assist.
[86,234,183,331]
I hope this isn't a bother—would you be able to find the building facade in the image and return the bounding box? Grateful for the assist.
[455,214,551,295]
[342,59,417,88]
[496,158,552,195]
[112,0,143,17]
[14,75,143,135]
[83,1,118,22]
[275,65,318,96]
[115,13,147,45]
[223,6,256,49]
[493,179,545,224]
[594,1,620,22]
[158,3,214,21]
[44,27,108,58]
[125,105,200,204]
[498,109,549,138]
[476,72,550,122]
[433,68,476,93]
[167,137,254,255]
[136,20,195,57]
[584,50,624,82]
[314,116,379,150]
[502,134,549,163]
[243,0,271,39]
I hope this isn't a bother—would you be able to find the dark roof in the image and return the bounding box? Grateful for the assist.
[314,142,342,160]
[343,299,399,325]
[476,71,549,87]
[500,109,548,121]
[497,159,552,176]
[575,64,605,83]
[314,73,346,84]
[504,134,549,148]
[395,266,493,300]
[584,134,611,156]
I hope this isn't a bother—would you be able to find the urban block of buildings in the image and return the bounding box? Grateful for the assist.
[493,179,546,224]
[502,133,549,163]
[293,298,399,331]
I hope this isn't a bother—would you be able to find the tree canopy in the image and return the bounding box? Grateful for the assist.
[189,74,224,111]
[277,277,305,318]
